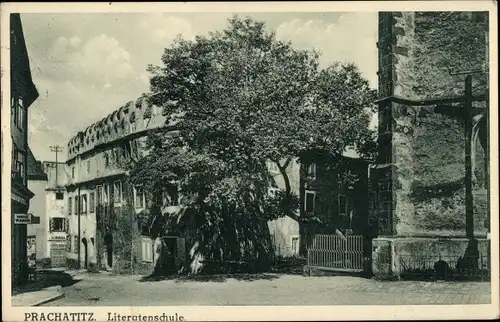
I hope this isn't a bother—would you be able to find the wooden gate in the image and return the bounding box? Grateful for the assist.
[305,234,367,275]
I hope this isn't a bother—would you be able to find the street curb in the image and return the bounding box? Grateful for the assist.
[33,286,65,307]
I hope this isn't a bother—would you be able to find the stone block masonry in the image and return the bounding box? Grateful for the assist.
[372,12,490,280]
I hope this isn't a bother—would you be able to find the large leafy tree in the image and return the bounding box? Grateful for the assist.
[130,16,376,273]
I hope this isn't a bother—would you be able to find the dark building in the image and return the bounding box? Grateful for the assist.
[10,13,40,287]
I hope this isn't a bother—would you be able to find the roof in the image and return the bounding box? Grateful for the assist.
[10,14,39,108]
[27,148,48,181]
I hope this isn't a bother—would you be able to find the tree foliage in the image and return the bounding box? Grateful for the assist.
[130,16,377,273]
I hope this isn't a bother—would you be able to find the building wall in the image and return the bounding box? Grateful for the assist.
[373,12,489,279]
[10,13,39,287]
[376,11,489,237]
[27,180,48,262]
[267,159,301,257]
[65,95,166,272]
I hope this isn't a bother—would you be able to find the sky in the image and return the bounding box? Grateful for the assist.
[21,12,378,162]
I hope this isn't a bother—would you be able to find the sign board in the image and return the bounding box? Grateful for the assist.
[49,235,67,241]
[30,216,40,224]
[14,213,30,224]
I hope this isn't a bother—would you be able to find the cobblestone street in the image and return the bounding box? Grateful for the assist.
[42,272,491,306]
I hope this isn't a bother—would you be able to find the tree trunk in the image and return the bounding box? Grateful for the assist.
[276,157,299,221]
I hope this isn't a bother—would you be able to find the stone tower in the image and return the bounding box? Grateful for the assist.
[371,12,489,279]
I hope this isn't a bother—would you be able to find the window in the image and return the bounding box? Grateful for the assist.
[81,194,88,214]
[304,191,316,214]
[104,154,109,168]
[12,97,24,129]
[96,185,102,204]
[338,194,347,216]
[102,184,109,204]
[267,161,280,173]
[17,99,24,129]
[87,161,91,174]
[56,192,64,200]
[89,191,96,213]
[71,166,75,178]
[307,163,316,179]
[113,181,122,203]
[141,237,153,263]
[125,143,132,158]
[49,218,65,232]
[291,237,300,254]
[134,187,145,208]
[74,196,79,214]
[12,147,25,179]
[68,197,73,215]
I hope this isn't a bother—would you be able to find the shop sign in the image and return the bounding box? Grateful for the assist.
[50,235,67,241]
[14,213,30,224]
[30,215,41,224]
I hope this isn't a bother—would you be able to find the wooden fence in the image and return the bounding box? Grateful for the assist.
[305,234,365,274]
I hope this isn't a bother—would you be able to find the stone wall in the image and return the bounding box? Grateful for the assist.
[377,11,489,237]
[373,12,490,279]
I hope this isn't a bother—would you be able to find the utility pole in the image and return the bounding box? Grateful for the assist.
[49,145,63,187]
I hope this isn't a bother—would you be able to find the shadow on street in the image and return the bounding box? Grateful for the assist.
[12,270,81,296]
[139,272,281,283]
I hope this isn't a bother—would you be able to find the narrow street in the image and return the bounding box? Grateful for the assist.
[43,272,491,306]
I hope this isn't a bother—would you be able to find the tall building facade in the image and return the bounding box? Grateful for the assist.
[27,161,70,268]
[371,12,489,279]
[26,152,49,269]
[10,13,40,287]
[65,96,170,272]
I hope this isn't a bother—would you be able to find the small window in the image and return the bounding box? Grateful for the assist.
[307,163,316,179]
[104,153,110,168]
[338,194,347,216]
[113,181,122,203]
[304,191,316,214]
[81,194,88,214]
[56,192,64,200]
[71,167,75,178]
[291,237,299,254]
[74,196,79,214]
[68,197,73,215]
[17,101,24,129]
[102,184,109,204]
[50,218,65,232]
[134,187,145,208]
[87,161,91,174]
[90,191,96,213]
